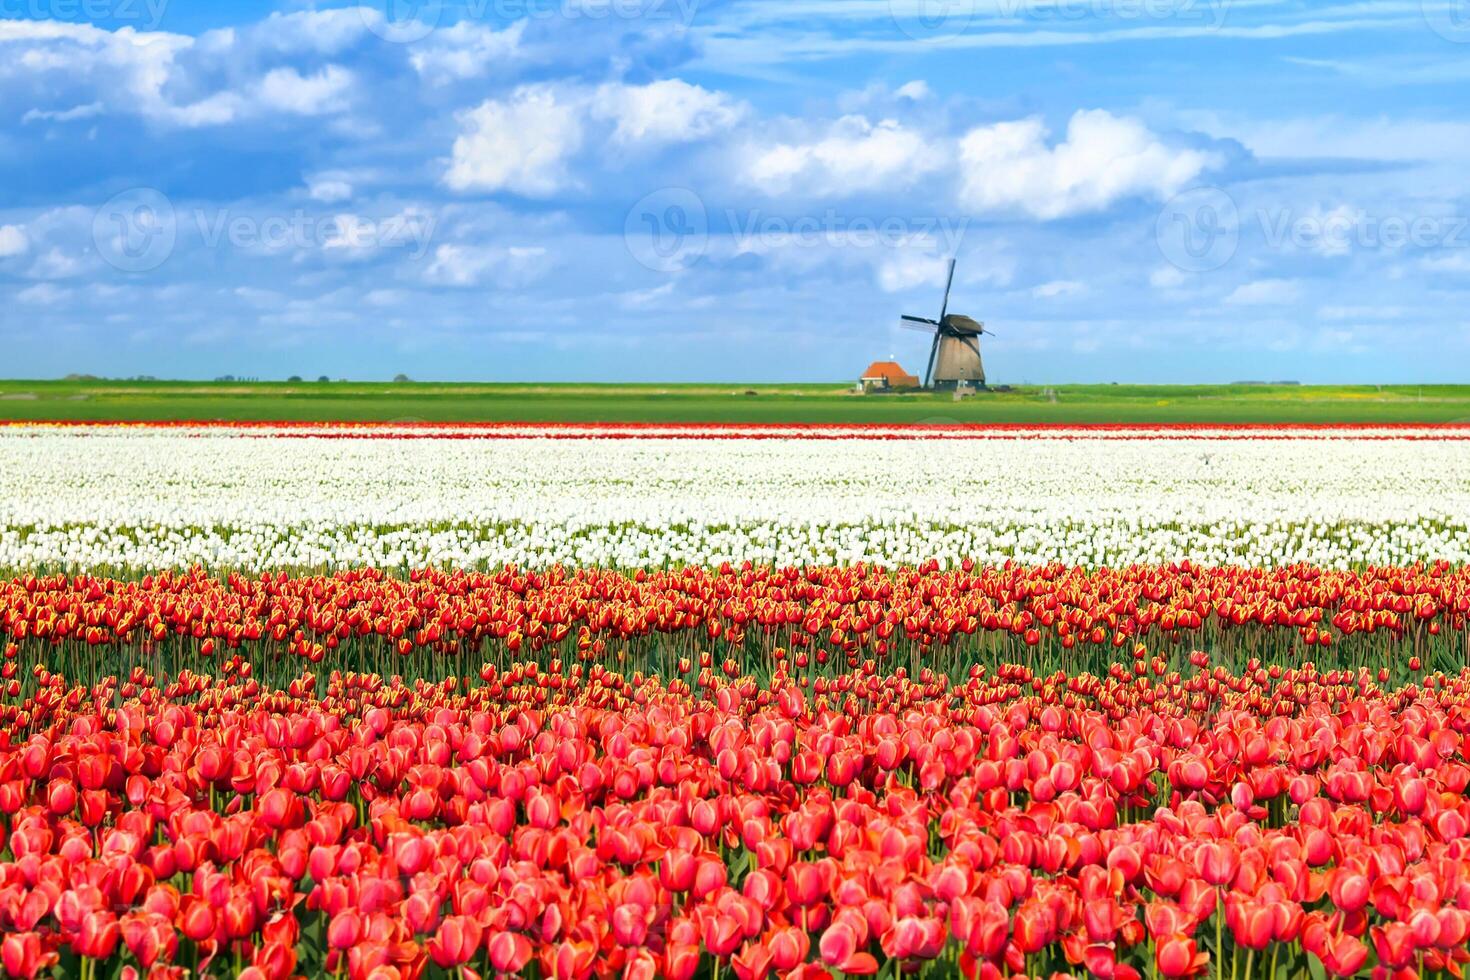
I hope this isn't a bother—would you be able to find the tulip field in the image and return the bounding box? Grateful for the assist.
[2,422,1470,980]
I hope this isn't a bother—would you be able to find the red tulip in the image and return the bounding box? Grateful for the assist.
[1155,934,1208,977]
[819,920,878,975]
[489,931,533,973]
[428,916,483,968]
[0,933,48,979]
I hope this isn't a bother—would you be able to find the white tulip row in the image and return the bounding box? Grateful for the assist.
[1,425,1467,570]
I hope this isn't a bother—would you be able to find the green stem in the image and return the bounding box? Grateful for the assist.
[1216,904,1225,980]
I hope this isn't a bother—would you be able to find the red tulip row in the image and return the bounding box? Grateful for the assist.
[0,654,1467,979]
[1,563,1466,689]
[12,420,1470,440]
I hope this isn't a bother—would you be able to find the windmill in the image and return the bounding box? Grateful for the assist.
[900,258,993,389]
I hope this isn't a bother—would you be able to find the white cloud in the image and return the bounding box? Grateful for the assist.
[619,282,675,309]
[1224,278,1302,305]
[1318,304,1405,320]
[17,283,69,305]
[315,209,434,260]
[877,247,1014,294]
[1421,252,1470,273]
[408,21,523,85]
[957,110,1217,219]
[1270,204,1364,258]
[423,244,548,287]
[256,66,354,116]
[446,87,584,196]
[1150,266,1187,289]
[877,251,953,293]
[21,102,104,124]
[0,20,370,129]
[250,9,370,55]
[365,289,409,307]
[895,80,931,101]
[28,247,80,279]
[0,225,29,258]
[0,20,238,128]
[233,286,284,307]
[307,176,354,204]
[593,80,744,146]
[1186,112,1470,165]
[1032,279,1085,298]
[321,214,378,254]
[746,116,939,196]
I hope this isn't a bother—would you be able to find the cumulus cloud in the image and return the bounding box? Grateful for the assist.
[0,19,368,129]
[592,79,744,146]
[877,251,955,292]
[1422,252,1470,273]
[1224,278,1302,305]
[895,80,931,101]
[877,246,1015,294]
[1150,266,1187,289]
[408,21,524,84]
[28,247,81,279]
[746,116,939,196]
[21,102,103,124]
[246,9,371,55]
[958,110,1218,219]
[17,283,69,305]
[0,225,29,258]
[256,66,355,116]
[1032,279,1086,298]
[445,87,584,196]
[423,244,549,287]
[0,20,205,125]
[307,175,354,204]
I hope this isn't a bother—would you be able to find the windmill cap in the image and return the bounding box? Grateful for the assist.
[943,314,984,334]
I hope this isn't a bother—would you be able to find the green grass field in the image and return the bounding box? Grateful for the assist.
[1,380,1469,424]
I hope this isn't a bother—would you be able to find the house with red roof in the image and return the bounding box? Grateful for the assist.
[859,361,921,392]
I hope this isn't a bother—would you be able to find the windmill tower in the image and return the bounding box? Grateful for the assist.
[900,258,993,389]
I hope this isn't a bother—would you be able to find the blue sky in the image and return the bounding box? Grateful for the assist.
[1,0,1468,383]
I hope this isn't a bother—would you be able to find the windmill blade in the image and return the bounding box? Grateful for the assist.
[923,331,941,389]
[900,315,940,332]
[937,258,957,322]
